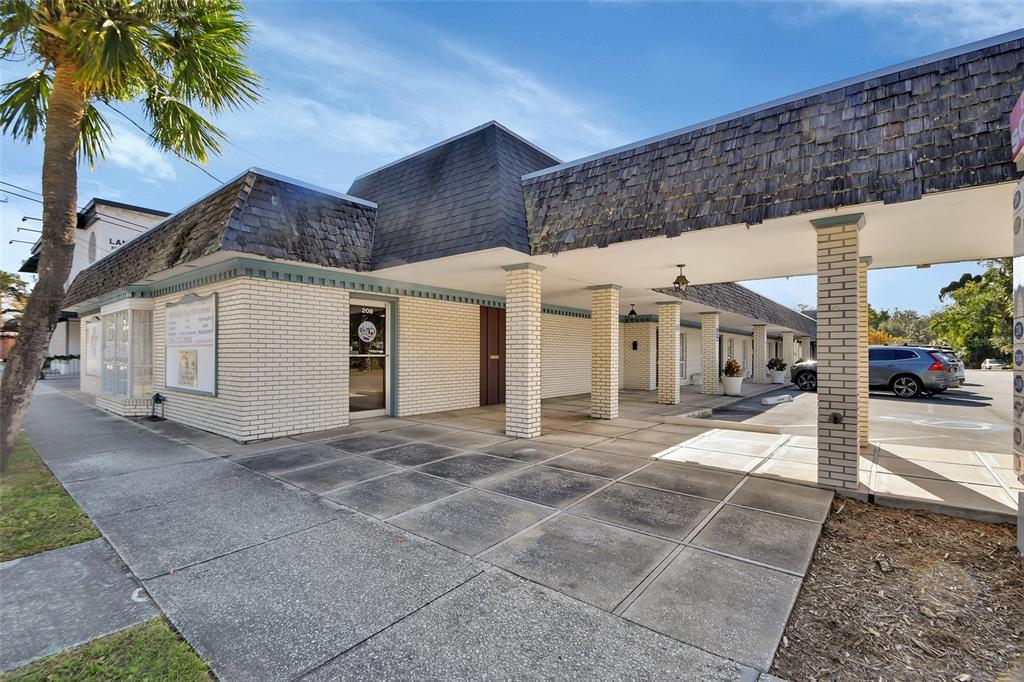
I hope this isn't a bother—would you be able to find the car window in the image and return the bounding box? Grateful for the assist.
[869,348,893,361]
[892,349,918,360]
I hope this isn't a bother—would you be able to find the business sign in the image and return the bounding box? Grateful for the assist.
[1012,88,1024,164]
[165,293,216,395]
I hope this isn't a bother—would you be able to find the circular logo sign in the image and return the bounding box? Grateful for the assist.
[1016,190,1022,210]
[1016,215,1022,235]
[1016,375,1023,394]
[1017,349,1023,367]
[357,320,377,343]
[1016,427,1022,447]
[1015,399,1024,418]
[1016,321,1024,340]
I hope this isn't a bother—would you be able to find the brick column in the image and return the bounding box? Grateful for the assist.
[812,214,866,490]
[781,331,795,381]
[797,336,811,361]
[700,311,720,395]
[857,257,871,453]
[503,263,544,438]
[589,284,620,419]
[752,324,768,383]
[656,301,681,404]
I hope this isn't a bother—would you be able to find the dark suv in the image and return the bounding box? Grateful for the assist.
[790,345,955,398]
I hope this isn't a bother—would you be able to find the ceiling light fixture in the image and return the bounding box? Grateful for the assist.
[672,264,689,294]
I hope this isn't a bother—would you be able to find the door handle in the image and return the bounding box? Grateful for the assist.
[489,355,500,360]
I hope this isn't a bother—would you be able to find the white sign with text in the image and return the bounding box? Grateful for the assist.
[165,293,217,394]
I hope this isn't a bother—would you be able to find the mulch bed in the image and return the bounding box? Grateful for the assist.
[772,499,1023,682]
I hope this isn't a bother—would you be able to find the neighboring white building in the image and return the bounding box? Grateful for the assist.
[19,199,169,359]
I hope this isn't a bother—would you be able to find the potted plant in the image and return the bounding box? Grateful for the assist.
[722,358,744,396]
[767,357,787,384]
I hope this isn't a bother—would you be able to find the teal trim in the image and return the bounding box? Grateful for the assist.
[541,304,590,318]
[859,255,873,266]
[655,300,683,306]
[148,262,243,299]
[620,314,658,323]
[810,213,865,230]
[586,283,621,291]
[501,263,545,272]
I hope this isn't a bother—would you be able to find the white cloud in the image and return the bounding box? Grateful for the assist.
[777,0,1024,46]
[105,127,176,183]
[226,16,626,171]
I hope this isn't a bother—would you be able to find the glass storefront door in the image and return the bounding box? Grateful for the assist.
[349,301,389,416]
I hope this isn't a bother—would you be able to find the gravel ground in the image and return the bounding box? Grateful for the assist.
[771,499,1023,682]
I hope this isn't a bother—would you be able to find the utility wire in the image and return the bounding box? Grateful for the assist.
[0,181,161,234]
[102,103,222,184]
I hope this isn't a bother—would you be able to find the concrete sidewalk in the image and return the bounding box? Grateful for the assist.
[18,385,781,681]
[0,539,157,671]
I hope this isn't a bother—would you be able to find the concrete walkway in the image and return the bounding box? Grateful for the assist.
[0,538,158,671]
[19,385,794,681]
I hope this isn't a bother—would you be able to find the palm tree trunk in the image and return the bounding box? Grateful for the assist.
[0,62,85,469]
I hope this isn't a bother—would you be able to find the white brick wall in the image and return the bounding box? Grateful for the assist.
[589,286,619,419]
[151,278,350,442]
[657,302,681,404]
[814,218,866,490]
[620,322,657,390]
[541,313,591,398]
[505,265,543,438]
[396,297,479,416]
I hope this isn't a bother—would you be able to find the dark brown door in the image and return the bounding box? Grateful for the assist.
[480,306,505,405]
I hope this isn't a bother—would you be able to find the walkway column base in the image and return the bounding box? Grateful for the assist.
[812,214,866,491]
[589,284,620,419]
[503,263,544,438]
[700,311,720,395]
[656,301,681,405]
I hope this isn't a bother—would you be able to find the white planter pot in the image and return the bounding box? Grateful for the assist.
[723,376,743,396]
[769,370,786,384]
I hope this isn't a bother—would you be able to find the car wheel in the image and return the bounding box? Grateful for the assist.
[795,372,817,391]
[891,375,921,399]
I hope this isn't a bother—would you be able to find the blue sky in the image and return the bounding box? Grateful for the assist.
[2,0,1019,312]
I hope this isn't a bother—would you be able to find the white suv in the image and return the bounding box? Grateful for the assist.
[981,358,1007,370]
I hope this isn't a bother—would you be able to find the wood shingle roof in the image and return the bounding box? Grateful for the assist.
[523,34,1024,254]
[64,171,376,307]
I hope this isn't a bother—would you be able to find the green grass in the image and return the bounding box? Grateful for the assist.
[1,618,211,681]
[0,436,100,562]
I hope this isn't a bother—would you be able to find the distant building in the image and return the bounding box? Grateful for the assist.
[19,199,168,359]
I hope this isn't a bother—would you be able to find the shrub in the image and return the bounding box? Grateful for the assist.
[723,358,743,378]
[767,357,787,371]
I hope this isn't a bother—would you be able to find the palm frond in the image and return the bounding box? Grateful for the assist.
[150,0,260,112]
[0,0,36,60]
[79,98,111,165]
[143,88,223,162]
[0,69,50,142]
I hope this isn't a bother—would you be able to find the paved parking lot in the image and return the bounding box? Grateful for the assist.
[713,369,1013,453]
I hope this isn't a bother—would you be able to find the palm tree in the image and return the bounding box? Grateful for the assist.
[0,0,260,468]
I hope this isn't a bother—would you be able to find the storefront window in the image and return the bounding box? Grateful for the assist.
[101,308,152,398]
